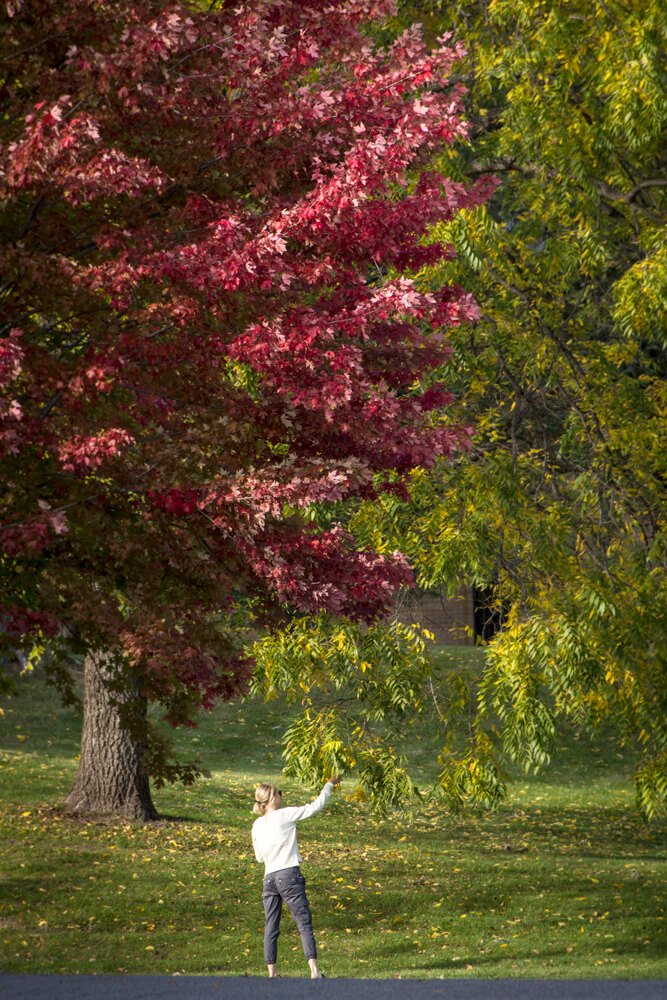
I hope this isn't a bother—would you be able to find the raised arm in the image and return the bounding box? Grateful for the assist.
[283,777,341,823]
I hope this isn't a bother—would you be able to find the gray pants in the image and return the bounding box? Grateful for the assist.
[262,866,317,964]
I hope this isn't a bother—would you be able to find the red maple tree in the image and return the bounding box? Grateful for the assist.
[0,0,494,818]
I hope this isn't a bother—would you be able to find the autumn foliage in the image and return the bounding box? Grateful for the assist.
[0,1,492,725]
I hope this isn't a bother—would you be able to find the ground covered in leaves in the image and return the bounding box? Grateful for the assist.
[0,666,664,978]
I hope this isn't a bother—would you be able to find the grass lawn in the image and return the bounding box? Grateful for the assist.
[0,655,665,979]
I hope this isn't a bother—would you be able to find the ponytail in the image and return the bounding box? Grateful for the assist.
[253,782,278,815]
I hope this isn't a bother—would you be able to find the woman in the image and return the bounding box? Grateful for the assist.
[252,777,341,979]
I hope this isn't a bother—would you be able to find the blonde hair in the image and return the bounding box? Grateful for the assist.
[253,782,279,815]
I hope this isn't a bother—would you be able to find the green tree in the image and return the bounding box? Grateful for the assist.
[339,0,666,817]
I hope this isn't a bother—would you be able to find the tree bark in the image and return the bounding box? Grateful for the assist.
[64,651,158,821]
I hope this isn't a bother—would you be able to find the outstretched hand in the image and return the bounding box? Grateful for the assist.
[329,775,342,786]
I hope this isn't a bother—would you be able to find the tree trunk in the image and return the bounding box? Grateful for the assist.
[64,651,158,821]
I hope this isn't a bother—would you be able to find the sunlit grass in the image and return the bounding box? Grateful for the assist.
[0,662,665,978]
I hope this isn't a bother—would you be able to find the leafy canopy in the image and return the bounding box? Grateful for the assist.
[350,0,666,818]
[0,0,491,795]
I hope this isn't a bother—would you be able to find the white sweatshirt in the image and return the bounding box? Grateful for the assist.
[252,782,334,875]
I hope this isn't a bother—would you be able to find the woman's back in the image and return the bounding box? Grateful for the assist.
[252,786,333,874]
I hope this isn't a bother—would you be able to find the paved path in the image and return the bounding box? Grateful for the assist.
[1,977,665,1000]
